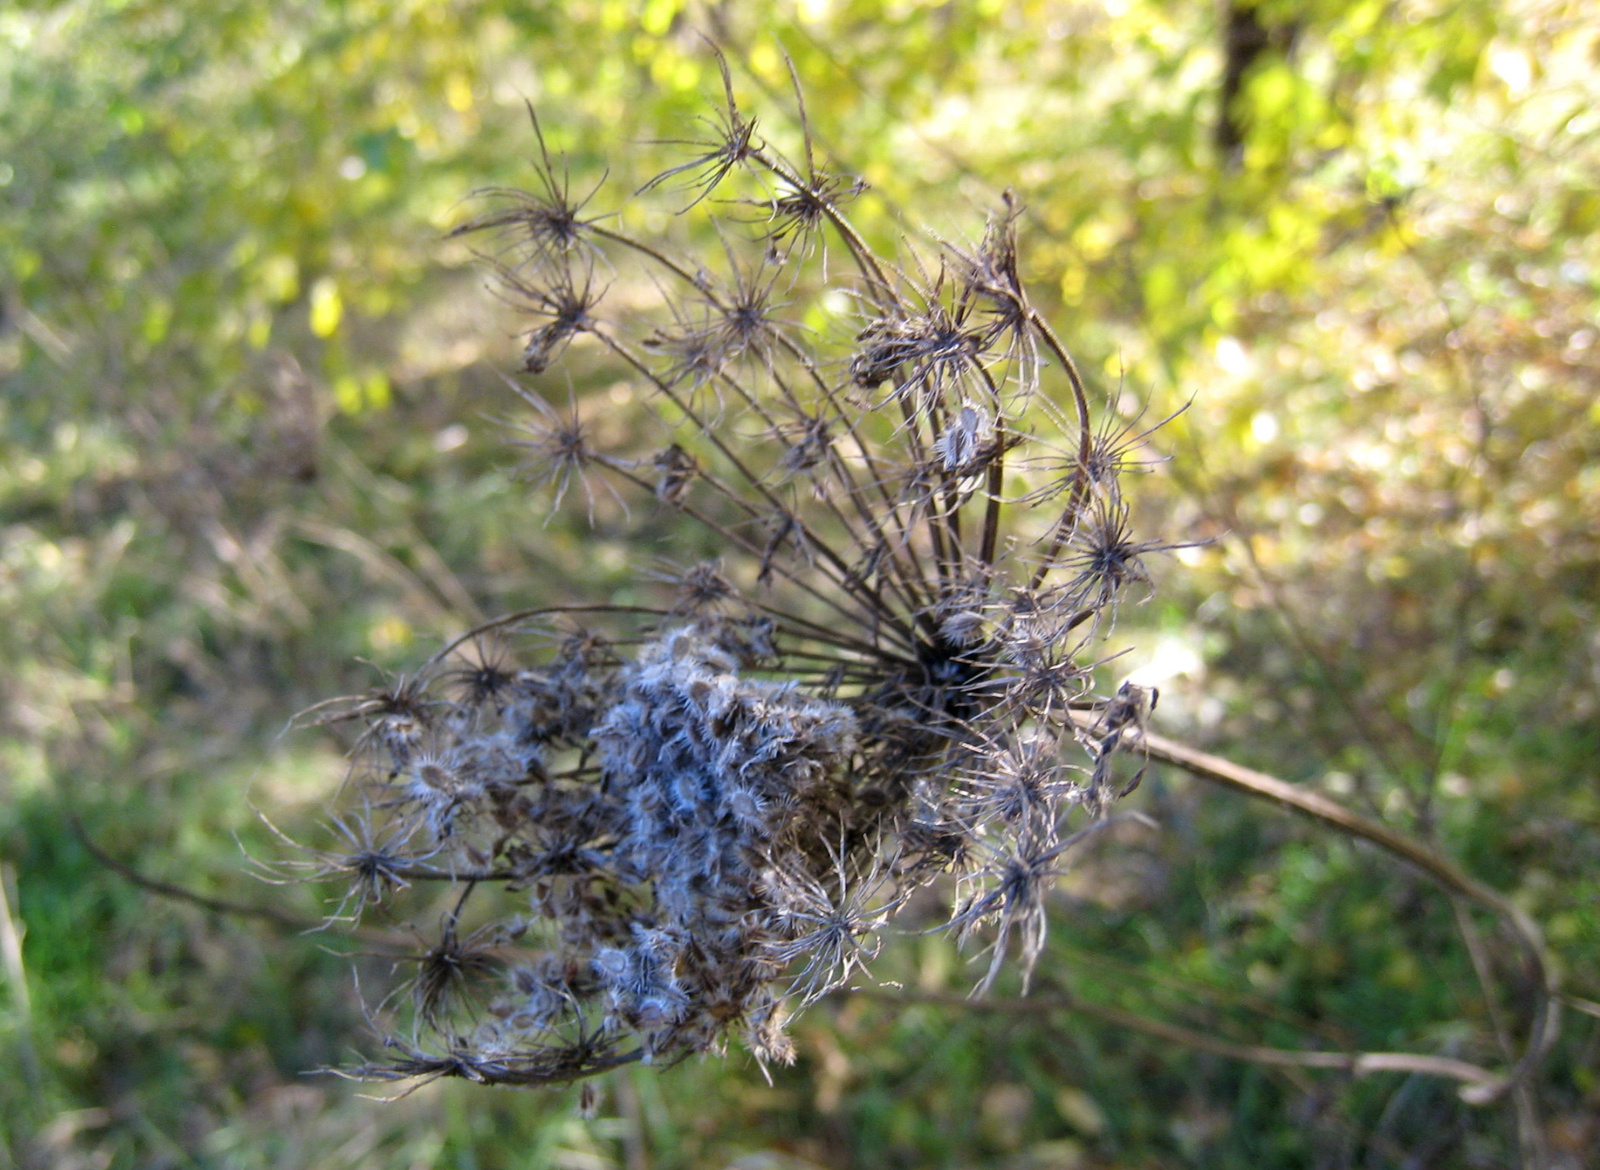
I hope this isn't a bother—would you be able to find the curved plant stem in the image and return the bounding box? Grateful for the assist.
[70,814,413,950]
[1087,717,1560,1105]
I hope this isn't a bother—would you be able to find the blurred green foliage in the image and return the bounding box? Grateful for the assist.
[2,0,1597,1167]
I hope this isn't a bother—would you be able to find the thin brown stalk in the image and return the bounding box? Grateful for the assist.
[861,986,1508,1096]
[1094,718,1559,1105]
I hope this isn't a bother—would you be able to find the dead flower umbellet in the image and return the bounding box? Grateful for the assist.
[297,57,1178,1089]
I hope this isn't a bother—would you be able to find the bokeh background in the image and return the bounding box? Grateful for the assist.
[2,1,1597,1166]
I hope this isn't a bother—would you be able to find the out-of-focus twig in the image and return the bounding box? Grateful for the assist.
[0,862,42,1087]
[68,815,410,952]
[866,985,1508,1096]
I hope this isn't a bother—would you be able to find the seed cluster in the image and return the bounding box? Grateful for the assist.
[296,59,1177,1088]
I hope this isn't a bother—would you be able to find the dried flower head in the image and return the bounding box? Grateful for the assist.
[296,52,1181,1089]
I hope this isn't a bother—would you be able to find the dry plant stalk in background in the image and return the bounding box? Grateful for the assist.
[285,61,1549,1100]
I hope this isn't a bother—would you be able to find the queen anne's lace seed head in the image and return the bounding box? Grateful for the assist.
[299,58,1180,1089]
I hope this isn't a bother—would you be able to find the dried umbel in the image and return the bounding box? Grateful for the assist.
[298,58,1179,1088]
